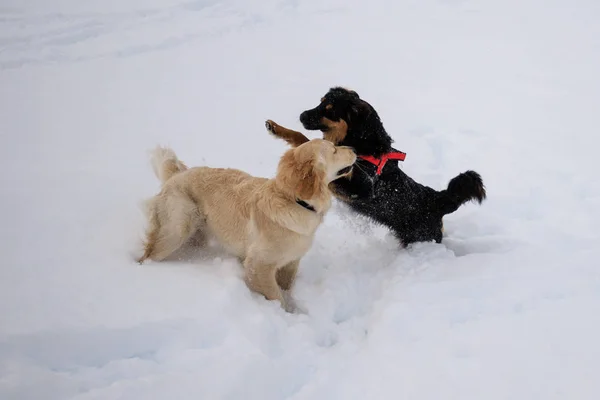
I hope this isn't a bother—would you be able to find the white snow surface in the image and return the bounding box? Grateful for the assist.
[2,0,600,398]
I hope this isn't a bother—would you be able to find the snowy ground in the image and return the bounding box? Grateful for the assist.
[2,0,600,398]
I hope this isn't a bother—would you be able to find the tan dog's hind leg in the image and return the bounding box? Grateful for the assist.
[138,195,201,264]
[138,207,161,264]
[265,120,310,148]
[243,257,286,309]
[276,260,299,291]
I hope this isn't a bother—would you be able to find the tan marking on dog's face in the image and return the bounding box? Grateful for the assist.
[320,117,348,144]
[325,104,333,110]
[320,97,325,103]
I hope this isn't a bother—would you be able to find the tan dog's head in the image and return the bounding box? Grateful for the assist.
[276,139,356,210]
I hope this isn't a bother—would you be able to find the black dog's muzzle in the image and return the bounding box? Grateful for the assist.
[300,109,323,130]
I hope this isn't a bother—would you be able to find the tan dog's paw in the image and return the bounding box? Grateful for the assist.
[265,120,280,136]
[282,292,298,313]
[282,292,307,314]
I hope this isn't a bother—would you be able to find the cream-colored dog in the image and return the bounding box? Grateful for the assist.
[137,121,356,311]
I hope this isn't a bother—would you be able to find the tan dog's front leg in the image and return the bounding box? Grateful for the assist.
[265,120,310,148]
[276,260,299,291]
[243,257,286,309]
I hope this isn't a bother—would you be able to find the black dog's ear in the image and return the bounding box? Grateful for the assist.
[347,89,360,99]
[347,99,371,123]
[331,87,360,99]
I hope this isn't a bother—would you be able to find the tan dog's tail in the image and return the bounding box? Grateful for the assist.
[150,146,188,184]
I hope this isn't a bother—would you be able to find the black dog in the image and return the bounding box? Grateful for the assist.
[267,87,486,246]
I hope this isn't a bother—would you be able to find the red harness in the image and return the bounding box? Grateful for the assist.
[359,151,407,175]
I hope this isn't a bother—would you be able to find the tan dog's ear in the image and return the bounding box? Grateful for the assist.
[295,156,324,200]
[277,148,324,200]
[348,99,372,123]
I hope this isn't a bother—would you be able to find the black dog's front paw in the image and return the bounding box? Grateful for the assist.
[265,120,278,135]
[328,179,353,200]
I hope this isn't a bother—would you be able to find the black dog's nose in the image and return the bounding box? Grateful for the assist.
[299,111,310,124]
[300,109,321,130]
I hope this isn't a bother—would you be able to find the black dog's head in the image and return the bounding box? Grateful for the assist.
[299,87,393,156]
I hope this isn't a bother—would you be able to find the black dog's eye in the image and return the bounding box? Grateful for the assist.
[322,102,341,121]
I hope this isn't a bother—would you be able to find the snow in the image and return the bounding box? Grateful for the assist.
[1,0,600,398]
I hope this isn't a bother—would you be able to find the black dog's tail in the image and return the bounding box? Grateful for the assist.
[436,170,486,216]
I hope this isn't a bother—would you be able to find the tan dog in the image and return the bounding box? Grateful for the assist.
[137,121,356,311]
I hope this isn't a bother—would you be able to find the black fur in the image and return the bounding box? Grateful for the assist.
[300,87,487,246]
